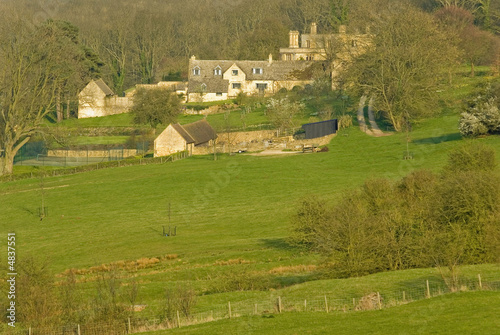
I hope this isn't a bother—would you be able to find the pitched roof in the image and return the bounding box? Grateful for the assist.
[189,59,317,88]
[182,119,217,145]
[172,119,217,145]
[188,78,229,93]
[172,124,195,144]
[94,79,115,96]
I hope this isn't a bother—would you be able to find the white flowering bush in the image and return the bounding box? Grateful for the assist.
[459,97,500,137]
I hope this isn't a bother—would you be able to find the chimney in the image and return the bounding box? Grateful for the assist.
[289,31,299,48]
[311,22,317,35]
[268,53,273,63]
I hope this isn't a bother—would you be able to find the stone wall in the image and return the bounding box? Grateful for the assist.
[192,130,335,154]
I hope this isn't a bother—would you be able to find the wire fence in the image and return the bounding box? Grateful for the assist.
[2,275,498,335]
[2,151,189,183]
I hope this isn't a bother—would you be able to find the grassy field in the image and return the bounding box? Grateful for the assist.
[140,291,500,335]
[1,67,499,331]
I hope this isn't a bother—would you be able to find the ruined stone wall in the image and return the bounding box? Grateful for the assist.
[192,130,335,154]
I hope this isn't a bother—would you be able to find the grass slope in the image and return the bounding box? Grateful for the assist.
[141,291,500,335]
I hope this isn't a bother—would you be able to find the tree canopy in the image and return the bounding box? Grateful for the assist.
[346,6,459,131]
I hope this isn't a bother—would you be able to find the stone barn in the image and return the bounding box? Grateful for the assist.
[154,119,217,157]
[78,79,132,118]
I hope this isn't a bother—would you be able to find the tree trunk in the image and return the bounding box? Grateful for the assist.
[56,89,63,123]
[0,137,30,176]
[0,150,15,176]
[66,98,71,119]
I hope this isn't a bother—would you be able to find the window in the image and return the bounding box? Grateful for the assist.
[252,68,263,75]
[193,66,200,76]
[200,83,207,92]
[232,83,241,89]
[214,66,222,76]
[232,69,239,76]
[306,40,311,48]
[216,92,223,96]
[256,83,267,90]
[286,54,292,61]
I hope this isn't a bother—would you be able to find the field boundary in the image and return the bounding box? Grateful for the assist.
[3,275,498,335]
[1,151,189,183]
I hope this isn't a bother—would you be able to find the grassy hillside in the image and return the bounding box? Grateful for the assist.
[1,68,500,329]
[141,291,500,335]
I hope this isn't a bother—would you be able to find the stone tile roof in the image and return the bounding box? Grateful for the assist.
[94,79,115,96]
[188,78,229,94]
[173,119,217,145]
[189,59,316,92]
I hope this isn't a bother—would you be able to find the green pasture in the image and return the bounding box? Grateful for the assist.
[141,291,500,335]
[1,68,500,328]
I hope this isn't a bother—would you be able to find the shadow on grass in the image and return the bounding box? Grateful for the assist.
[260,238,292,251]
[413,132,462,145]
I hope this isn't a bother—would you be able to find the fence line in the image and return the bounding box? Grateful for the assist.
[2,276,498,335]
[2,151,189,183]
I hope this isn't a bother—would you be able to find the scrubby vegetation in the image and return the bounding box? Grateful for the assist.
[290,142,500,284]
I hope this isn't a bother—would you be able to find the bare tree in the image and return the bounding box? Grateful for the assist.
[0,19,70,175]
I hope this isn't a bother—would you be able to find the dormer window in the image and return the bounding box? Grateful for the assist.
[252,68,263,75]
[214,66,222,76]
[200,83,207,92]
[232,69,239,76]
[193,66,200,76]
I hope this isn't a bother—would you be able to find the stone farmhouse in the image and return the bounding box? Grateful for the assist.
[154,119,217,157]
[187,55,321,102]
[78,79,187,118]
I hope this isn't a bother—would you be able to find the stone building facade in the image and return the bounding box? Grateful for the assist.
[78,79,187,118]
[154,119,217,157]
[78,79,132,118]
[187,55,321,102]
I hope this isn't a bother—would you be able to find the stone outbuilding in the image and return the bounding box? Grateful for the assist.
[154,119,217,157]
[78,79,132,118]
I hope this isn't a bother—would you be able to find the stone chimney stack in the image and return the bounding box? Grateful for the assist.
[268,53,273,63]
[311,22,317,34]
[289,30,299,48]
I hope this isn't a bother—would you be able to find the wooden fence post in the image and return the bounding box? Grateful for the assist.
[324,295,329,313]
[278,296,282,313]
[254,303,258,315]
[426,280,431,298]
[377,292,382,309]
[403,291,406,302]
[128,317,131,333]
[228,301,232,319]
[77,324,81,335]
[29,327,32,335]
[478,274,482,290]
[353,298,356,308]
[177,310,181,328]
[304,299,307,311]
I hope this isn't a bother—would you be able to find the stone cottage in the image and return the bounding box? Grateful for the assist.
[154,119,217,157]
[78,79,132,118]
[187,55,321,102]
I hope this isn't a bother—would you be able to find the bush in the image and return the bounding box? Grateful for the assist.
[290,143,500,278]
